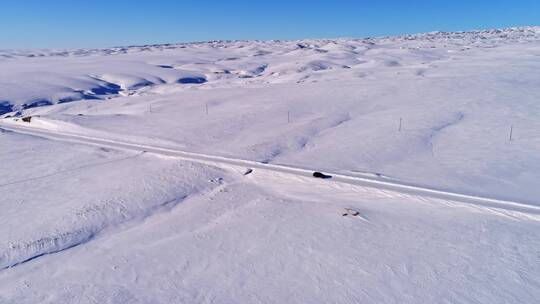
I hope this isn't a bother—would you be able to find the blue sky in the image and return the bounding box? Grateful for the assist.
[1,0,538,49]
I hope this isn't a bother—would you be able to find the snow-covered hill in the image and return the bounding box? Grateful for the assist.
[1,26,539,113]
[1,27,539,303]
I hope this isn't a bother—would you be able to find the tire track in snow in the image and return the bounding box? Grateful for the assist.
[1,121,539,218]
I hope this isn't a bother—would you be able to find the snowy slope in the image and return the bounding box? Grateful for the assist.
[2,26,540,202]
[1,27,540,303]
[1,26,539,112]
[0,129,538,303]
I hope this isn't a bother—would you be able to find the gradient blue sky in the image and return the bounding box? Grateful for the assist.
[1,0,539,49]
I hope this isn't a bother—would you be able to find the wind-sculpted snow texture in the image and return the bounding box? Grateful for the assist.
[1,27,539,112]
[0,131,226,270]
[1,27,540,303]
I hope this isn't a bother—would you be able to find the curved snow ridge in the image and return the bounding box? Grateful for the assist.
[251,112,351,163]
[0,227,96,270]
[0,145,226,270]
[424,111,465,153]
[0,188,208,270]
[2,120,539,218]
[0,66,210,116]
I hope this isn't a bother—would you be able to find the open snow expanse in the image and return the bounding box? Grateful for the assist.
[1,27,540,303]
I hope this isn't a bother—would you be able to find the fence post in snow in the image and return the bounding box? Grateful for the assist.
[205,103,208,115]
[509,125,513,142]
[398,117,402,132]
[288,111,290,123]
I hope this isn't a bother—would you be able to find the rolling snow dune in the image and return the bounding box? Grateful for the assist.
[1,26,540,303]
[0,26,538,112]
[6,41,540,203]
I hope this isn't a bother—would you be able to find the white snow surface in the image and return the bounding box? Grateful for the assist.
[1,27,540,303]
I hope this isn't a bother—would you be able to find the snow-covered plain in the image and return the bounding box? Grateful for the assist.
[1,27,540,303]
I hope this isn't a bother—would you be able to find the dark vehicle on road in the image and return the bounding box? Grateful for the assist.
[313,172,332,179]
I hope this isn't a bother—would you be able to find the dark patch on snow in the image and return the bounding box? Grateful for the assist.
[22,99,52,110]
[384,60,401,67]
[59,92,100,104]
[87,76,128,93]
[314,48,329,53]
[342,208,360,217]
[416,69,427,77]
[209,177,224,184]
[177,77,207,84]
[0,101,13,115]
[157,65,174,69]
[298,61,333,72]
[83,94,100,101]
[431,112,465,134]
[128,79,155,90]
[89,82,122,95]
[213,69,231,74]
[58,96,79,104]
[252,64,268,75]
[253,50,271,57]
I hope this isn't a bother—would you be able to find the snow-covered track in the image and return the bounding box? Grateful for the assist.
[2,121,539,216]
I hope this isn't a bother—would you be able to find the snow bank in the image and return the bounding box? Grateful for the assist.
[0,132,225,269]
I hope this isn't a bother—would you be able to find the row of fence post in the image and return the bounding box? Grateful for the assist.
[147,105,517,142]
[397,117,515,142]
